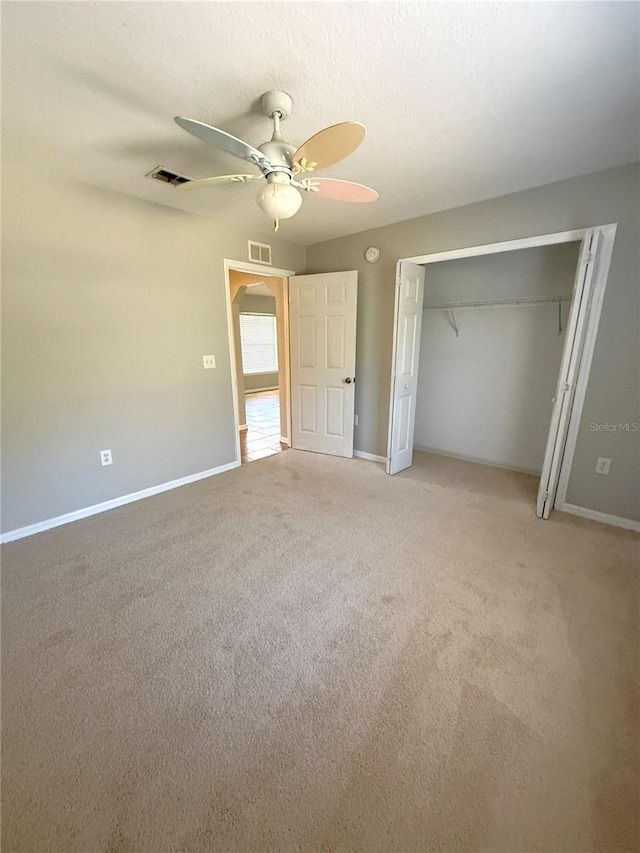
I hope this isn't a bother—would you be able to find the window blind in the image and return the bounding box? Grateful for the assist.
[239,313,278,374]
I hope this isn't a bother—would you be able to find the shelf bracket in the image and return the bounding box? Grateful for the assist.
[447,309,459,338]
[558,298,562,335]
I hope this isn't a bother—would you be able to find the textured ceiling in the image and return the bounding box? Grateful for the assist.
[2,2,638,245]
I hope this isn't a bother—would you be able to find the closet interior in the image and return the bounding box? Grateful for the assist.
[414,242,580,474]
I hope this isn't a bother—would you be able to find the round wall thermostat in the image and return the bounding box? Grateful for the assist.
[365,246,380,263]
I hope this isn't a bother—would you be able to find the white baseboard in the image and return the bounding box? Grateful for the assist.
[245,386,279,395]
[559,502,640,533]
[413,445,540,476]
[0,460,241,544]
[280,436,291,447]
[354,450,387,464]
[239,424,248,431]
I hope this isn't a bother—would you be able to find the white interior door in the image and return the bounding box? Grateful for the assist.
[537,229,600,518]
[387,262,425,474]
[289,271,358,457]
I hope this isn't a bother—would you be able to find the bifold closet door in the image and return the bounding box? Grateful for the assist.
[387,262,425,474]
[537,229,600,518]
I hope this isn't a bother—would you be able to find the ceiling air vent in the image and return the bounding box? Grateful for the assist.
[248,241,272,266]
[146,165,191,186]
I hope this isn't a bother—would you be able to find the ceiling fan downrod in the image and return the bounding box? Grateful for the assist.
[270,110,283,142]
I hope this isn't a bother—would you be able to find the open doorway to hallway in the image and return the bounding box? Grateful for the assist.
[241,390,285,462]
[226,262,293,465]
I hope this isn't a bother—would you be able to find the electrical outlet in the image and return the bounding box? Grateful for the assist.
[595,457,611,475]
[354,414,359,426]
[100,449,113,466]
[203,355,216,369]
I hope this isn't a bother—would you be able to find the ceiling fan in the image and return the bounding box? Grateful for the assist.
[171,90,378,231]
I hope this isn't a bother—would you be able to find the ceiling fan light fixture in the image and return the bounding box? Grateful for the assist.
[255,173,302,221]
[170,92,378,229]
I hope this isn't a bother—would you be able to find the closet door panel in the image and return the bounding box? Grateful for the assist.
[387,262,425,474]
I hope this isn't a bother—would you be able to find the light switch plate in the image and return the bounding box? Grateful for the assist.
[203,355,216,369]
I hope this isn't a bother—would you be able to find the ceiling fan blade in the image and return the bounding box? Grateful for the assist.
[174,117,270,170]
[178,174,262,190]
[300,177,378,203]
[292,122,366,173]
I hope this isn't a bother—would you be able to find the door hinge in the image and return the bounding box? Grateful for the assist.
[543,490,550,500]
[561,382,570,393]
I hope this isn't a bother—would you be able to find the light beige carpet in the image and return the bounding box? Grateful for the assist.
[2,450,638,852]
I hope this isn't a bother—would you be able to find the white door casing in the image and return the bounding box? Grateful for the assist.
[537,229,600,518]
[387,262,425,474]
[289,271,358,457]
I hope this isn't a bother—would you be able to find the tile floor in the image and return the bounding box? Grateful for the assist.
[240,390,287,463]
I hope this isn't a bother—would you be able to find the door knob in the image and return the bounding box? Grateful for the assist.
[343,377,353,384]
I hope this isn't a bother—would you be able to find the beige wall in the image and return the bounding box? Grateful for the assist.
[307,163,640,522]
[1,161,305,533]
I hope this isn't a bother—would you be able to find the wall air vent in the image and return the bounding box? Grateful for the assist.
[248,241,272,266]
[146,165,191,186]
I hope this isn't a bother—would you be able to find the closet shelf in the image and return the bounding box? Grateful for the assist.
[423,295,572,337]
[423,295,572,311]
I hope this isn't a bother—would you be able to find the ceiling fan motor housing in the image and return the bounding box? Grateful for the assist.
[257,139,296,174]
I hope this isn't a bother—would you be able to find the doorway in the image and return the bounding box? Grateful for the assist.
[224,262,360,465]
[224,260,294,465]
[386,225,617,518]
